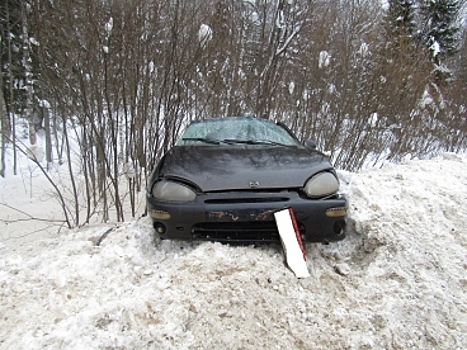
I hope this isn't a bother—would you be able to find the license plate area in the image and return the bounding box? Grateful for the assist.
[207,208,277,222]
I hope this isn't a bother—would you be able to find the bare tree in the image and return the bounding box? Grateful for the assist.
[9,0,464,229]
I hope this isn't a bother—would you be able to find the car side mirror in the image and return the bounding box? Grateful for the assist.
[305,139,317,149]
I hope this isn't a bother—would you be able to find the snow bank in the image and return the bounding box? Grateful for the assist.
[1,154,467,349]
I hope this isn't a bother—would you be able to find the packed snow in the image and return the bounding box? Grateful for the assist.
[198,24,213,47]
[1,153,467,349]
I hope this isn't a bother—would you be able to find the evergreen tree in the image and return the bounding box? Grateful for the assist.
[0,0,23,116]
[420,0,460,83]
[379,0,422,88]
[0,0,41,143]
[385,0,417,42]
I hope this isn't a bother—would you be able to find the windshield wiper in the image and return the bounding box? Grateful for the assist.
[182,137,294,147]
[181,137,221,145]
[221,139,292,147]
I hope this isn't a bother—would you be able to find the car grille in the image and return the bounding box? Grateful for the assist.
[191,221,306,243]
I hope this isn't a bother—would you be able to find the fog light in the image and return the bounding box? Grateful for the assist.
[154,222,166,234]
[326,207,347,217]
[333,220,346,234]
[150,209,171,220]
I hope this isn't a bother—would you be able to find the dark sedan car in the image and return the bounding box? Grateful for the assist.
[147,116,347,243]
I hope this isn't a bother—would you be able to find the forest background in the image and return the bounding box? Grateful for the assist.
[0,0,466,227]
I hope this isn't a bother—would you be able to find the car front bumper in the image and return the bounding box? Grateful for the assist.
[146,191,347,243]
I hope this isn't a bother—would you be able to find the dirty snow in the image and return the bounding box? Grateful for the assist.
[1,153,467,349]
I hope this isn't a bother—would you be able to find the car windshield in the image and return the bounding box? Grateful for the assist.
[176,117,300,147]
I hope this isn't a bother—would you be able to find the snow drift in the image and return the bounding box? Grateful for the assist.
[1,153,467,349]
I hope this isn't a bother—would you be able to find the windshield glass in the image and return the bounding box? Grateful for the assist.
[176,117,300,147]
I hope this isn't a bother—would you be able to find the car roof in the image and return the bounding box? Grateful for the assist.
[189,116,273,125]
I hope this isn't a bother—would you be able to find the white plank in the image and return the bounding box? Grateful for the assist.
[274,208,310,278]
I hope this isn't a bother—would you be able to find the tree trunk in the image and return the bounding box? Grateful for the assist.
[0,71,7,177]
[22,2,36,146]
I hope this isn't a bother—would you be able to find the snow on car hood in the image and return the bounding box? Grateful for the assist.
[158,146,334,192]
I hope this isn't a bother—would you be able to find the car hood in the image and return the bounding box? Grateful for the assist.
[157,146,334,192]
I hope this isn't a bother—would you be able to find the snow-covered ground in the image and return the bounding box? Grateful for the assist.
[1,153,467,349]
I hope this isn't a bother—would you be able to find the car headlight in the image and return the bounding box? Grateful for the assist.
[152,180,196,202]
[303,172,339,198]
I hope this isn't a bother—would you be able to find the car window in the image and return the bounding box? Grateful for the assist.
[177,117,300,146]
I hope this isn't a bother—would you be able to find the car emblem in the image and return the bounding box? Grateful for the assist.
[249,181,260,188]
